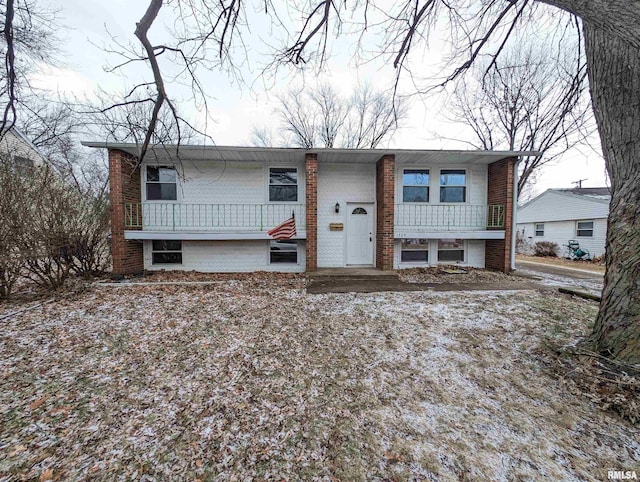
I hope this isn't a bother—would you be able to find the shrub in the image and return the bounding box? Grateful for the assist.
[534,241,559,257]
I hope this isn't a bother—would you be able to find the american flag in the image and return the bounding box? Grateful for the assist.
[268,214,296,240]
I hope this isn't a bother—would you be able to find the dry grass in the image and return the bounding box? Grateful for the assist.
[1,275,638,481]
[397,266,529,284]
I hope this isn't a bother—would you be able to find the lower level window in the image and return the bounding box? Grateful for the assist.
[401,239,429,263]
[438,239,464,263]
[270,240,297,263]
[152,240,182,264]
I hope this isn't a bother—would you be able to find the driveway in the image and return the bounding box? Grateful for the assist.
[515,259,604,296]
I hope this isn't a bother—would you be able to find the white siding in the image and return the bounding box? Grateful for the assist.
[0,129,45,165]
[394,239,485,269]
[518,190,609,223]
[144,240,306,272]
[317,163,376,267]
[517,219,607,257]
[143,159,306,205]
[394,162,487,206]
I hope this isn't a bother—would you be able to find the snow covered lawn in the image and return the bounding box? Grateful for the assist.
[1,277,637,481]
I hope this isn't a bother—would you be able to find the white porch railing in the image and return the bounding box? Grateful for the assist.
[394,204,504,230]
[124,203,305,231]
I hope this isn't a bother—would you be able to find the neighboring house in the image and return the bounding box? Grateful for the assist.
[83,143,535,275]
[0,126,46,167]
[517,187,610,258]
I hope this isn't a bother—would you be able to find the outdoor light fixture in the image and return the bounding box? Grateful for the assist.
[335,202,340,213]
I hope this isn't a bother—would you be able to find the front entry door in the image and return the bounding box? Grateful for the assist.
[346,204,374,266]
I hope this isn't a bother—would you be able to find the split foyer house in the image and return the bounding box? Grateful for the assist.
[83,143,534,275]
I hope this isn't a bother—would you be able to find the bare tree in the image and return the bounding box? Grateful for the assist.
[448,42,593,197]
[254,83,407,148]
[0,0,59,136]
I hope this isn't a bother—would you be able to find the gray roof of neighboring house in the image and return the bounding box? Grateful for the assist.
[552,187,611,200]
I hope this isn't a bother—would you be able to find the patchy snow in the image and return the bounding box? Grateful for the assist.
[517,267,604,297]
[0,276,637,481]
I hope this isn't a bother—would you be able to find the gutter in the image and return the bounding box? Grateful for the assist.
[510,157,522,272]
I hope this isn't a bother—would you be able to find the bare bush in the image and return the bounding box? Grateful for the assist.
[534,241,559,257]
[515,229,533,255]
[0,160,111,295]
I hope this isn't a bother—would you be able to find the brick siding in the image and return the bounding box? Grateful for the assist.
[485,157,516,273]
[376,155,395,271]
[109,149,144,275]
[305,153,318,271]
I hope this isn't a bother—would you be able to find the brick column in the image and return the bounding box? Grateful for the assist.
[376,154,395,271]
[485,157,516,273]
[109,149,144,276]
[305,153,318,271]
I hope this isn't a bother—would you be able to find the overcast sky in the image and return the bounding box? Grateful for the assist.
[34,0,608,198]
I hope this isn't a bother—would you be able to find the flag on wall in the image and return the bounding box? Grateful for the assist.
[268,212,296,240]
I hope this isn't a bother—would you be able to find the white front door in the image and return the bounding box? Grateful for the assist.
[346,204,374,266]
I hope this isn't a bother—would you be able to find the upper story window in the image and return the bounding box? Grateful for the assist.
[576,220,594,237]
[440,169,466,203]
[146,166,177,201]
[402,169,430,202]
[269,167,298,202]
[535,223,545,237]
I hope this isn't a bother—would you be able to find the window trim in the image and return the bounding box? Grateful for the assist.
[268,166,299,203]
[439,168,467,204]
[402,168,430,203]
[151,240,183,265]
[576,220,594,238]
[400,238,430,264]
[437,238,465,264]
[534,223,545,237]
[144,165,178,202]
[269,239,299,264]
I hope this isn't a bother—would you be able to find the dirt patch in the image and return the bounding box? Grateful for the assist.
[517,254,606,273]
[398,266,530,284]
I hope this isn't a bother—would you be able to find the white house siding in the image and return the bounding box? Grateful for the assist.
[0,129,45,165]
[143,240,306,273]
[317,162,376,267]
[143,159,306,205]
[517,219,607,258]
[394,163,488,206]
[393,239,485,269]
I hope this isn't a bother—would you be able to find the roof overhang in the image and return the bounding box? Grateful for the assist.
[81,142,540,166]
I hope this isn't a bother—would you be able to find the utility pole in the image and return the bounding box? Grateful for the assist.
[572,178,588,188]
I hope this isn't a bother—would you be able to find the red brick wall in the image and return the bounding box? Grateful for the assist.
[485,157,516,273]
[305,154,318,271]
[376,155,395,271]
[109,149,144,275]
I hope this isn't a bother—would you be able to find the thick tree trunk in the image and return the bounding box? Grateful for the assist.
[541,1,640,50]
[584,24,640,366]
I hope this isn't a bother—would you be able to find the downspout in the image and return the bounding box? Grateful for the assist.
[510,157,521,272]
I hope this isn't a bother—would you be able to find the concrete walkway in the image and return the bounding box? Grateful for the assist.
[516,260,604,279]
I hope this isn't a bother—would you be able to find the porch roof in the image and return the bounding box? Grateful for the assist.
[81,142,539,165]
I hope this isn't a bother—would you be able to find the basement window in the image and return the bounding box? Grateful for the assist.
[270,240,298,264]
[401,239,429,263]
[437,239,464,263]
[152,240,182,264]
[146,166,177,201]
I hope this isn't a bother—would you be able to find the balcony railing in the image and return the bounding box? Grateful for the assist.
[124,203,306,231]
[395,204,504,230]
